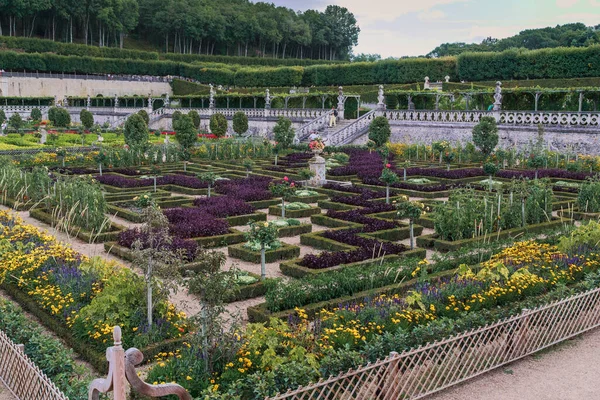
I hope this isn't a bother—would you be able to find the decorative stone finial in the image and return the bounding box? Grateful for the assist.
[113,326,122,346]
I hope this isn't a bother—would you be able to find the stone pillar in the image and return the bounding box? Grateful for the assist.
[209,84,215,109]
[579,92,584,113]
[308,152,327,187]
[87,95,91,111]
[534,92,542,112]
[445,75,450,83]
[113,95,119,111]
[164,94,170,108]
[147,96,153,113]
[424,77,430,90]
[337,86,345,119]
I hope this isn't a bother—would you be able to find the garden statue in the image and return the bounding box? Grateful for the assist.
[424,77,430,90]
[87,95,92,110]
[63,95,69,107]
[148,95,153,110]
[445,75,450,83]
[54,95,59,107]
[164,94,170,108]
[209,84,215,109]
[493,81,503,111]
[114,95,119,108]
[265,89,271,109]
[408,95,415,110]
[377,85,385,109]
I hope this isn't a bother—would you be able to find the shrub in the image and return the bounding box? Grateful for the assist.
[193,196,255,217]
[233,111,249,136]
[558,221,600,253]
[0,110,5,127]
[30,107,42,122]
[80,109,94,129]
[48,107,71,127]
[368,116,391,147]
[171,110,183,130]
[175,114,197,152]
[8,113,23,131]
[577,175,600,213]
[209,113,228,137]
[472,116,498,157]
[124,113,149,147]
[138,109,150,125]
[188,110,201,129]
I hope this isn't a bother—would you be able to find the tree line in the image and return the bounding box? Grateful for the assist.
[0,0,359,61]
[428,23,600,58]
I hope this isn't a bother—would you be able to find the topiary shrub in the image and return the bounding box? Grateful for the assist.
[137,109,150,125]
[80,109,94,130]
[472,116,499,157]
[233,111,249,136]
[188,110,201,129]
[368,116,391,147]
[209,113,228,137]
[124,113,149,147]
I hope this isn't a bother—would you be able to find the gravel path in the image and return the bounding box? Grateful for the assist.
[0,383,15,400]
[427,328,600,400]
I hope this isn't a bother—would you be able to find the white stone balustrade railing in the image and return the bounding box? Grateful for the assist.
[385,110,493,124]
[294,110,334,143]
[328,110,376,146]
[499,111,599,126]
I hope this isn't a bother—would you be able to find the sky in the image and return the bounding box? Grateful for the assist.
[268,0,600,57]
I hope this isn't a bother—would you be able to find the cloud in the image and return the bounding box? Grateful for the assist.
[556,0,579,7]
[332,0,468,23]
[590,0,600,6]
[418,9,446,21]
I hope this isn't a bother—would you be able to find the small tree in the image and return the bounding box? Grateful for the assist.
[368,116,391,147]
[197,172,219,197]
[442,151,455,171]
[0,110,6,129]
[138,109,150,125]
[48,107,71,127]
[209,113,228,137]
[94,151,108,176]
[379,163,399,204]
[242,158,255,178]
[233,111,249,136]
[171,110,183,131]
[273,117,295,149]
[396,199,425,250]
[245,221,279,280]
[186,249,238,370]
[472,116,499,157]
[30,108,42,123]
[527,154,545,180]
[124,113,149,147]
[131,206,184,328]
[188,110,201,129]
[174,114,197,156]
[269,177,297,218]
[483,162,500,192]
[80,109,94,130]
[298,168,315,182]
[8,113,23,133]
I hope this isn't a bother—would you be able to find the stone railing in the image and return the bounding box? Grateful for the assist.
[384,109,600,127]
[327,110,375,146]
[269,108,327,120]
[385,110,493,124]
[0,105,50,115]
[499,111,599,126]
[294,110,334,143]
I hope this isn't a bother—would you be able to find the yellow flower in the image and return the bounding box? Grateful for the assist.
[186,376,192,381]
[263,222,269,227]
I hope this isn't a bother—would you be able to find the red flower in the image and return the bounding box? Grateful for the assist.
[284,176,289,181]
[290,182,295,187]
[385,163,391,168]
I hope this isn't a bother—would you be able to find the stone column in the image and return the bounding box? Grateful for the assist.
[493,81,503,111]
[534,92,542,112]
[208,84,215,117]
[578,91,584,113]
[337,86,345,119]
[147,96,153,113]
[308,152,327,187]
[87,95,91,111]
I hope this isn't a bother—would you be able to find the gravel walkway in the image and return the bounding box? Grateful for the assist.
[0,383,15,400]
[427,328,600,400]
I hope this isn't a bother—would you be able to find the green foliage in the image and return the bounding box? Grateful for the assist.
[245,221,280,249]
[269,179,297,200]
[232,112,249,136]
[8,113,23,131]
[0,109,6,125]
[577,175,600,213]
[174,114,198,151]
[48,107,71,128]
[138,109,150,125]
[209,113,228,138]
[558,221,600,253]
[273,117,295,149]
[80,109,94,129]
[133,193,155,208]
[379,167,399,185]
[171,110,183,130]
[472,116,499,157]
[30,107,42,122]
[368,116,391,147]
[124,113,149,147]
[188,110,201,129]
[242,158,255,172]
[483,162,500,176]
[395,200,424,221]
[298,168,315,181]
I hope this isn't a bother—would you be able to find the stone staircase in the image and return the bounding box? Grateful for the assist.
[317,120,354,144]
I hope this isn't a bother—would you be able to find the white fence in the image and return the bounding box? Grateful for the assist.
[0,330,68,400]
[267,286,600,400]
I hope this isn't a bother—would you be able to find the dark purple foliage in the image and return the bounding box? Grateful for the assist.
[215,176,273,202]
[300,229,407,269]
[497,168,593,181]
[323,183,386,198]
[192,196,255,218]
[326,209,397,232]
[163,208,230,238]
[117,228,199,261]
[95,174,209,189]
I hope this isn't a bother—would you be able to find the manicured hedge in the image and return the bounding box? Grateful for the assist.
[0,35,159,60]
[457,46,600,81]
[268,205,322,218]
[233,66,304,87]
[228,242,300,264]
[301,57,457,86]
[162,52,342,66]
